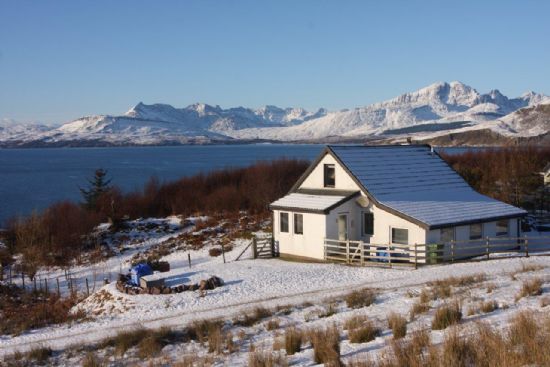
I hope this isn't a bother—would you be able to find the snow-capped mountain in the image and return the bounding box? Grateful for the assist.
[1,81,548,147]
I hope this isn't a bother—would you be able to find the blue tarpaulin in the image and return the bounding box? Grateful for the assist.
[130,263,153,285]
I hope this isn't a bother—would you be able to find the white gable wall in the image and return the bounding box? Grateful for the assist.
[299,153,361,191]
[273,209,327,260]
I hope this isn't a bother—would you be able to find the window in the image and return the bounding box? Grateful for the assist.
[392,228,408,245]
[440,227,455,243]
[294,213,303,234]
[469,223,483,240]
[324,164,335,187]
[496,219,508,236]
[362,212,374,235]
[280,212,289,233]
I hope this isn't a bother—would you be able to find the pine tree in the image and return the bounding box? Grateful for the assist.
[80,169,112,210]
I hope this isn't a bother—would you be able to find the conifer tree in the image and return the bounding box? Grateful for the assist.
[80,169,112,210]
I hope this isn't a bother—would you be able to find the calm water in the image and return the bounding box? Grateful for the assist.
[0,144,476,226]
[0,144,323,225]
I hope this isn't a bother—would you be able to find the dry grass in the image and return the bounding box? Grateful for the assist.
[515,277,543,301]
[431,301,462,330]
[349,321,381,344]
[479,300,498,314]
[385,329,431,367]
[187,319,223,345]
[319,302,338,318]
[174,354,214,367]
[82,352,103,367]
[387,313,407,340]
[409,300,430,320]
[308,324,342,366]
[136,327,174,358]
[486,282,497,293]
[265,319,280,331]
[345,289,377,309]
[284,326,303,355]
[233,307,274,327]
[540,296,550,307]
[343,314,369,330]
[247,349,288,367]
[26,346,52,364]
[427,273,487,300]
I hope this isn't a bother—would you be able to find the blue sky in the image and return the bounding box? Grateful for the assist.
[1,0,549,125]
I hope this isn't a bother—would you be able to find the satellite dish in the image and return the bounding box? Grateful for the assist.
[356,196,370,208]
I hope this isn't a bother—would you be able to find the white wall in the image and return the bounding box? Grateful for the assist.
[273,209,327,260]
[299,153,361,191]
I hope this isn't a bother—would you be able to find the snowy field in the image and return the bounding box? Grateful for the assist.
[1,217,550,366]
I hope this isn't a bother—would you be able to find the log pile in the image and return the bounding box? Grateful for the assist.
[115,275,224,296]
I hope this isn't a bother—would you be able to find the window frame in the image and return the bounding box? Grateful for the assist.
[496,219,508,237]
[440,227,455,243]
[324,164,335,188]
[279,212,289,233]
[362,212,374,236]
[469,223,483,240]
[294,213,303,235]
[391,227,408,245]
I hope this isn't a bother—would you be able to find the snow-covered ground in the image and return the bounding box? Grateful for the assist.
[1,218,549,366]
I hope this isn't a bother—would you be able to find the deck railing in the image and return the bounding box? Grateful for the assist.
[323,235,550,268]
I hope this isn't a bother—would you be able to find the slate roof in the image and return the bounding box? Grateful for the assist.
[270,191,359,214]
[327,145,526,228]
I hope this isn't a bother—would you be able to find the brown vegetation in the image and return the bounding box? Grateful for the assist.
[516,277,543,301]
[440,146,550,208]
[308,324,342,366]
[284,326,303,355]
[345,288,377,309]
[387,313,407,339]
[431,301,462,330]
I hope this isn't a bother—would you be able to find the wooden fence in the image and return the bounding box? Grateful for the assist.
[324,235,550,269]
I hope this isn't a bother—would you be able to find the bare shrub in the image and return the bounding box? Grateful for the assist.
[284,326,303,355]
[247,349,288,367]
[345,289,377,309]
[387,312,407,339]
[432,301,462,330]
[208,247,222,257]
[516,277,543,301]
[308,324,342,366]
[419,288,431,304]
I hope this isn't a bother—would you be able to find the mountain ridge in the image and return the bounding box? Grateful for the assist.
[2,81,549,147]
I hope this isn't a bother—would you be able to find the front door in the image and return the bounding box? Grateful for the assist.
[338,214,348,241]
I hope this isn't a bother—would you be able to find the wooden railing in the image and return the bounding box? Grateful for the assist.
[323,235,550,268]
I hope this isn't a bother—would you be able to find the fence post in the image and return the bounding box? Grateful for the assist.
[388,244,392,268]
[346,240,350,264]
[253,237,258,259]
[188,253,192,268]
[45,278,48,294]
[323,238,326,260]
[86,278,90,296]
[451,240,455,263]
[414,243,418,270]
[22,273,25,289]
[360,242,364,266]
[524,236,529,258]
[221,243,226,264]
[57,278,61,297]
[485,236,490,260]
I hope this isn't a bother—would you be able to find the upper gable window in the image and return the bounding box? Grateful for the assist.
[324,164,335,187]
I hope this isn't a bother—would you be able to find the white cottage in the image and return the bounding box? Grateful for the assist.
[269,145,527,262]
